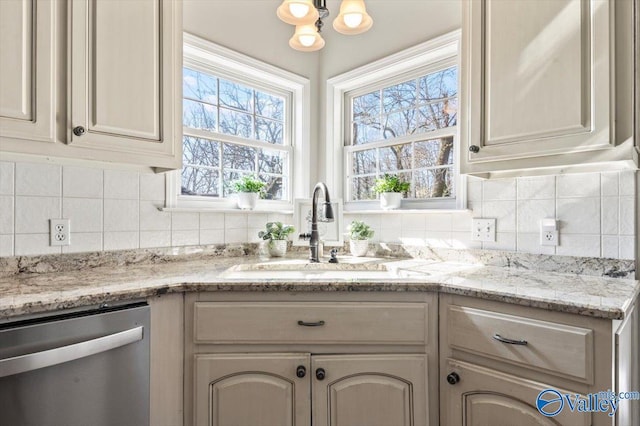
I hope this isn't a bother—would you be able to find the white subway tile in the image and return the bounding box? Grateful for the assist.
[225,228,247,244]
[248,228,264,243]
[62,198,102,233]
[424,230,452,248]
[200,212,225,230]
[139,173,165,201]
[556,234,600,257]
[0,196,13,234]
[557,198,600,234]
[601,236,619,259]
[619,197,635,236]
[557,173,600,198]
[104,199,139,232]
[466,177,483,202]
[62,233,102,254]
[15,162,61,197]
[267,213,294,225]
[517,176,555,200]
[483,178,516,201]
[15,196,61,234]
[15,234,61,256]
[401,214,426,231]
[225,213,248,229]
[450,231,482,249]
[104,231,139,251]
[200,229,224,245]
[140,230,171,249]
[482,232,516,251]
[171,212,199,230]
[600,172,619,197]
[0,234,13,256]
[104,170,139,199]
[516,233,556,255]
[380,227,402,243]
[0,162,14,195]
[482,200,516,232]
[399,229,426,246]
[619,236,635,260]
[139,200,171,231]
[426,214,452,231]
[619,171,636,196]
[172,230,199,246]
[517,199,555,233]
[63,166,103,198]
[601,197,619,235]
[247,213,269,229]
[451,211,473,232]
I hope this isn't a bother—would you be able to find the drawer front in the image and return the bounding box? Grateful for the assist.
[194,302,428,345]
[448,306,593,382]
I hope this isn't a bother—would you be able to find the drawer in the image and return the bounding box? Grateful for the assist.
[447,305,593,382]
[194,302,428,345]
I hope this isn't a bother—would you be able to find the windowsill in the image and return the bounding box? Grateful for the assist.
[342,209,472,215]
[160,207,294,214]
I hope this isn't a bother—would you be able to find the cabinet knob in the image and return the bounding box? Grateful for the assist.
[315,368,326,381]
[73,126,86,137]
[296,365,306,378]
[446,372,460,385]
[469,145,480,153]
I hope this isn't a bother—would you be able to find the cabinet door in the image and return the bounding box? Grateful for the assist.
[0,0,55,144]
[461,0,613,175]
[69,0,181,169]
[194,353,310,426]
[312,354,427,426]
[442,359,591,426]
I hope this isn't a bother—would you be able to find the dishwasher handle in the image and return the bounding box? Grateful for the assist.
[0,326,144,378]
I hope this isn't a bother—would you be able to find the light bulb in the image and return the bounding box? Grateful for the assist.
[299,34,316,47]
[289,3,310,19]
[343,12,363,28]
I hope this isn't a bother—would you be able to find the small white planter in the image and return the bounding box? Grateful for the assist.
[268,239,288,257]
[349,239,369,257]
[380,192,402,210]
[237,192,259,210]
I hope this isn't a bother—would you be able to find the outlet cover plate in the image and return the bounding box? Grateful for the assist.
[471,218,496,242]
[540,230,559,246]
[50,219,70,246]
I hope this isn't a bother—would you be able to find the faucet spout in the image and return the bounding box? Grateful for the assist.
[305,182,334,263]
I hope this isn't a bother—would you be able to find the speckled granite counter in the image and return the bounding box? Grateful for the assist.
[0,254,638,321]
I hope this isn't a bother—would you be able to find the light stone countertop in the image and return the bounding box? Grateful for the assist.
[0,254,638,321]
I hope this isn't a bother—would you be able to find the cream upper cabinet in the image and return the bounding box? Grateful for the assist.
[0,0,56,144]
[68,0,181,170]
[461,0,637,177]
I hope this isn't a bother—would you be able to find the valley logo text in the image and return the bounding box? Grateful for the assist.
[536,389,640,417]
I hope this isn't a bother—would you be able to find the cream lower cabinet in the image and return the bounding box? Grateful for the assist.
[185,293,437,426]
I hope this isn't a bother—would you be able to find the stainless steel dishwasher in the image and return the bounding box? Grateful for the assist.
[0,301,150,426]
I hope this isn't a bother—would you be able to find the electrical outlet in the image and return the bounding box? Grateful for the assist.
[50,219,70,246]
[540,218,559,247]
[471,218,496,242]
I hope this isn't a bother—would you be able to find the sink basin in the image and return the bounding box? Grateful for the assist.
[230,259,388,272]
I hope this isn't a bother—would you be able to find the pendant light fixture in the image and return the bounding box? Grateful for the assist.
[277,0,373,52]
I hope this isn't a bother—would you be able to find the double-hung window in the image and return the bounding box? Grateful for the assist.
[171,34,310,210]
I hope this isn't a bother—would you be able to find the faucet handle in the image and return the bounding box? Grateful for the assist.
[299,232,311,241]
[329,249,339,263]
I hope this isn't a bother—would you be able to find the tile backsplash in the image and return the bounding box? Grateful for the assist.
[0,160,636,260]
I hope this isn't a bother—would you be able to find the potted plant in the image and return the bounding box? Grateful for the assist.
[372,174,410,209]
[258,222,296,257]
[347,220,374,257]
[232,175,265,210]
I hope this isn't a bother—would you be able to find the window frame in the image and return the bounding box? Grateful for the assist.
[325,30,464,211]
[166,33,311,211]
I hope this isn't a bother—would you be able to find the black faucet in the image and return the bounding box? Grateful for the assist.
[299,182,334,262]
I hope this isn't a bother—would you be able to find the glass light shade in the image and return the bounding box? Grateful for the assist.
[333,0,373,35]
[277,0,319,25]
[289,24,325,52]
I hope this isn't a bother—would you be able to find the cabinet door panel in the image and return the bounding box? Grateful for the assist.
[312,354,427,426]
[194,353,310,426]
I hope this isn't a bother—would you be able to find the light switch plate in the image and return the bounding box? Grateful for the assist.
[471,218,496,242]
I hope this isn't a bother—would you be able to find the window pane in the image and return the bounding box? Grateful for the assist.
[222,171,242,197]
[183,99,217,130]
[181,167,219,197]
[219,79,252,111]
[417,102,456,132]
[353,91,380,121]
[414,137,454,168]
[255,91,284,120]
[223,143,256,171]
[260,174,284,200]
[256,118,284,144]
[383,81,416,113]
[353,120,381,145]
[351,176,376,200]
[379,143,412,172]
[183,68,217,103]
[382,110,416,139]
[352,149,376,175]
[414,167,454,198]
[183,137,220,167]
[219,108,252,138]
[419,67,458,102]
[259,149,286,175]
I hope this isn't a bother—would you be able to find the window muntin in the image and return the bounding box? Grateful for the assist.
[181,67,290,201]
[346,66,458,202]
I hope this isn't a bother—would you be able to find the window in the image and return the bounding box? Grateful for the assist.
[325,31,462,210]
[168,34,311,210]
